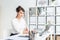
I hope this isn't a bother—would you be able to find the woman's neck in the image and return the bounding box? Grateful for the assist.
[16,15,21,20]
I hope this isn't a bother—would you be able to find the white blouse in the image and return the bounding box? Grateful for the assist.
[11,17,27,34]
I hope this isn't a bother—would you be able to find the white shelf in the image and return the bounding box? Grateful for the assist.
[29,4,60,40]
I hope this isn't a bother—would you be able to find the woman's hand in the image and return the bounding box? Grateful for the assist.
[23,27,29,34]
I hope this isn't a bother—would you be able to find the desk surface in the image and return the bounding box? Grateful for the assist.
[4,34,29,40]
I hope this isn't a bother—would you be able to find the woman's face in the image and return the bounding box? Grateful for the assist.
[17,10,24,17]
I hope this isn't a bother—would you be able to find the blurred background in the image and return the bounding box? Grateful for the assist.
[0,0,60,40]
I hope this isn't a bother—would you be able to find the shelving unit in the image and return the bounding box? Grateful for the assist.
[29,5,60,40]
[28,0,60,40]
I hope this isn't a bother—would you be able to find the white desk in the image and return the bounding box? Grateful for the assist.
[2,34,29,40]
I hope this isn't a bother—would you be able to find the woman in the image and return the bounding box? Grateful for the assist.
[11,6,29,36]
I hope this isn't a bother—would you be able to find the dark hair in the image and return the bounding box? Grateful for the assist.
[16,6,25,12]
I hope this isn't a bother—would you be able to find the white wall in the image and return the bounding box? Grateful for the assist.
[0,0,36,39]
[0,0,3,39]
